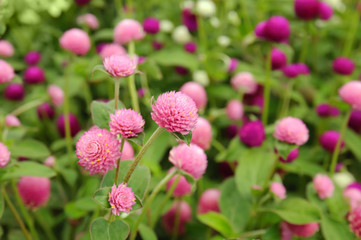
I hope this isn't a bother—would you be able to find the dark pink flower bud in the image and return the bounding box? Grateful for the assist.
[96,43,107,53]
[316,103,340,117]
[320,130,345,153]
[143,17,160,34]
[294,0,320,20]
[74,0,91,6]
[279,148,299,163]
[24,66,45,84]
[282,64,299,78]
[239,120,266,147]
[162,201,192,235]
[175,66,189,75]
[4,83,25,101]
[24,51,41,65]
[57,114,81,138]
[348,111,361,133]
[228,58,238,72]
[264,16,290,42]
[184,42,197,53]
[226,124,239,139]
[255,21,267,39]
[271,48,287,70]
[319,2,333,21]
[37,103,55,120]
[333,57,355,75]
[197,189,221,214]
[285,222,319,238]
[166,173,192,197]
[294,63,310,75]
[182,9,198,32]
[18,177,50,209]
[152,41,164,50]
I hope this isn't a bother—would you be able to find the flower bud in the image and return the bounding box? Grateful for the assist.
[4,83,25,101]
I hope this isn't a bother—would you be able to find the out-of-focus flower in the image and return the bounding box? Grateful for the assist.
[319,2,333,20]
[180,82,208,110]
[218,35,231,47]
[191,117,212,150]
[37,103,55,120]
[24,66,46,84]
[77,13,99,30]
[57,114,81,137]
[285,222,320,238]
[45,156,56,167]
[197,189,221,214]
[0,60,15,84]
[48,85,64,107]
[279,148,299,163]
[271,48,287,70]
[114,19,145,44]
[0,40,14,58]
[348,111,361,133]
[162,201,192,235]
[25,51,41,65]
[294,0,320,20]
[239,121,266,147]
[274,117,309,146]
[184,42,197,53]
[5,114,21,127]
[59,28,91,55]
[228,58,238,73]
[18,177,50,209]
[231,72,258,94]
[226,100,244,121]
[0,143,10,167]
[196,0,216,17]
[143,17,160,34]
[320,130,344,153]
[193,70,209,86]
[333,57,355,75]
[270,182,286,199]
[264,16,290,42]
[172,26,192,44]
[316,103,340,117]
[347,204,361,237]
[339,81,361,110]
[313,174,334,199]
[228,11,240,25]
[160,20,174,32]
[99,43,127,59]
[166,172,192,197]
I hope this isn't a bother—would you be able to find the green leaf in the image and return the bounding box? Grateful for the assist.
[138,59,163,80]
[321,215,354,240]
[197,212,236,237]
[93,29,113,42]
[149,48,199,72]
[93,187,111,209]
[171,132,192,146]
[279,159,326,177]
[139,224,158,240]
[90,218,129,240]
[91,65,109,77]
[344,129,361,161]
[91,100,124,129]
[128,132,145,146]
[9,139,50,158]
[178,170,195,185]
[65,202,87,219]
[263,224,281,240]
[0,187,4,219]
[0,162,56,181]
[216,137,246,163]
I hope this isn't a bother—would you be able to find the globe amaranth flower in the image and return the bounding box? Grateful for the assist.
[109,109,145,138]
[169,143,207,179]
[0,143,10,167]
[48,85,64,107]
[284,222,319,238]
[182,8,198,32]
[103,55,137,78]
[0,60,15,84]
[184,42,197,53]
[313,174,334,199]
[333,57,355,75]
[226,100,244,121]
[344,187,361,210]
[25,51,41,65]
[37,103,55,120]
[239,120,266,147]
[44,156,55,167]
[319,2,333,20]
[320,130,344,153]
[270,182,286,199]
[162,201,192,235]
[274,117,309,146]
[339,81,361,111]
[264,16,290,43]
[57,114,81,137]
[143,17,160,34]
[77,13,99,30]
[197,189,221,214]
[166,170,192,197]
[59,28,91,55]
[24,66,46,84]
[108,183,136,215]
[114,19,145,44]
[99,43,127,60]
[348,204,361,237]
[279,148,299,163]
[172,26,192,44]
[18,177,50,209]
[191,117,212,150]
[0,40,14,58]
[76,127,121,174]
[255,21,267,39]
[231,72,258,94]
[316,103,340,117]
[5,114,21,127]
[121,140,134,160]
[271,48,287,70]
[228,58,238,72]
[294,0,320,20]
[196,0,216,17]
[180,81,208,110]
[151,91,198,135]
[349,111,361,133]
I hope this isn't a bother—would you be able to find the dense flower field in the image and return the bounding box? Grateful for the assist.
[1,0,361,239]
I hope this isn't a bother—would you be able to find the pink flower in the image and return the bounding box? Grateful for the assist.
[0,60,15,84]
[313,174,334,199]
[99,43,127,59]
[77,13,99,30]
[169,143,207,179]
[103,55,137,77]
[191,117,212,150]
[274,117,309,145]
[180,82,208,109]
[162,201,192,235]
[5,114,21,127]
[320,130,344,153]
[48,85,64,107]
[0,40,14,57]
[109,109,145,138]
[344,188,361,209]
[108,183,136,215]
[270,182,286,199]
[285,222,319,238]
[166,171,192,197]
[114,19,145,44]
[0,143,10,167]
[18,177,50,209]
[76,127,121,175]
[339,81,361,111]
[197,189,221,214]
[121,140,134,160]
[280,222,293,240]
[59,28,91,55]
[44,156,56,167]
[226,100,244,121]
[348,204,361,237]
[151,91,198,135]
[231,72,258,94]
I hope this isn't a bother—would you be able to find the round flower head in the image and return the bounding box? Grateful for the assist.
[184,42,197,53]
[282,64,300,78]
[172,26,192,44]
[0,40,14,57]
[191,117,212,150]
[349,110,361,133]
[103,55,137,78]
[121,140,134,160]
[196,0,216,17]
[5,114,21,127]
[25,51,41,65]
[180,82,208,109]
[313,174,334,199]
[114,19,145,44]
[44,156,56,167]
[60,28,91,55]
[0,143,10,167]
[319,2,333,20]
[285,222,319,238]
[231,72,258,94]
[76,127,121,175]
[48,85,64,107]
[197,189,221,214]
[166,172,192,197]
[99,43,127,59]
[333,57,355,75]
[152,41,164,50]
[24,66,45,84]
[57,114,81,137]
[109,109,145,138]
[108,183,136,215]
[255,21,267,39]
[143,17,160,34]
[294,0,320,20]
[175,66,189,75]
[320,130,344,153]
[226,100,244,121]
[270,182,286,199]
[279,148,299,163]
[339,81,361,111]
[344,188,361,210]
[0,60,15,84]
[18,177,50,209]
[295,63,310,75]
[169,143,207,179]
[162,201,192,235]
[37,103,55,120]
[271,48,287,70]
[75,0,91,6]
[182,8,198,32]
[239,120,266,147]
[280,222,293,240]
[274,117,309,145]
[264,16,290,42]
[77,13,99,30]
[316,103,340,117]
[228,58,238,72]
[348,204,361,237]
[151,91,198,134]
[333,172,354,189]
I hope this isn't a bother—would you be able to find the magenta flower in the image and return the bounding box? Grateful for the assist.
[169,143,207,179]
[279,148,299,163]
[37,103,55,120]
[191,117,212,150]
[319,2,333,20]
[109,109,145,138]
[226,100,244,121]
[339,81,361,111]
[264,16,290,42]
[48,85,64,107]
[333,57,355,75]
[320,130,344,153]
[348,204,361,237]
[316,103,340,117]
[270,182,286,199]
[180,82,208,109]
[294,0,320,20]
[77,13,99,30]
[76,127,121,175]
[239,120,266,147]
[103,55,137,78]
[162,201,192,235]
[182,8,198,32]
[151,91,198,135]
[108,183,136,215]
[197,189,221,214]
[25,51,41,65]
[271,48,287,70]
[60,28,91,55]
[18,177,50,209]
[344,187,361,210]
[231,72,258,94]
[274,117,309,145]
[57,114,81,137]
[166,171,192,197]
[184,42,197,53]
[0,143,10,167]
[5,114,21,127]
[254,21,267,39]
[0,60,15,84]
[282,64,300,78]
[313,174,334,199]
[99,43,127,59]
[280,222,293,240]
[143,17,160,34]
[228,58,239,72]
[0,40,14,58]
[114,19,145,44]
[24,66,46,84]
[349,111,361,133]
[285,222,319,238]
[75,0,91,6]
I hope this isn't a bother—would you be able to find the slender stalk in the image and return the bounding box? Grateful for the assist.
[123,127,165,183]
[114,78,121,109]
[280,81,295,118]
[140,73,152,104]
[172,199,182,240]
[63,54,73,165]
[129,170,177,240]
[211,139,227,152]
[2,185,32,240]
[263,153,279,189]
[299,22,311,63]
[239,229,267,238]
[262,46,272,126]
[11,98,46,116]
[329,110,351,176]
[239,0,252,34]
[342,10,360,57]
[127,41,140,112]
[114,138,125,184]
[32,211,57,240]
[197,15,208,52]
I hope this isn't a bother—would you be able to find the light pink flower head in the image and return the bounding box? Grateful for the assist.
[121,140,134,160]
[77,13,99,30]
[180,82,208,109]
[166,171,192,197]
[76,127,121,175]
[280,222,293,240]
[0,59,15,84]
[44,156,56,167]
[0,40,14,57]
[339,81,361,111]
[59,28,91,55]
[162,200,192,235]
[47,85,64,107]
[114,19,145,45]
[18,177,50,209]
[108,183,136,215]
[191,117,212,150]
[109,109,145,138]
[197,188,221,214]
[348,204,361,237]
[313,174,334,199]
[0,143,10,167]
[344,188,361,209]
[99,43,127,59]
[103,55,137,78]
[285,222,319,238]
[226,100,244,121]
[274,117,309,145]
[5,114,21,127]
[169,143,207,179]
[270,182,286,199]
[231,72,258,94]
[151,91,198,135]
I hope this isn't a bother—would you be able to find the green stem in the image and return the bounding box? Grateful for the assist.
[129,170,177,240]
[171,199,182,240]
[123,127,165,183]
[114,78,121,109]
[140,73,152,104]
[2,185,32,240]
[329,110,351,176]
[211,139,227,152]
[280,81,295,118]
[32,211,57,240]
[342,10,360,57]
[197,15,207,52]
[262,46,272,126]
[127,41,140,113]
[63,55,73,165]
[239,229,267,238]
[11,98,46,116]
[114,138,125,184]
[299,22,311,62]
[239,0,252,34]
[263,153,279,189]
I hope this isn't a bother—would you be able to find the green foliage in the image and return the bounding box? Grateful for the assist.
[9,139,50,159]
[0,162,56,181]
[90,218,129,240]
[91,100,125,130]
[149,48,199,72]
[197,212,236,238]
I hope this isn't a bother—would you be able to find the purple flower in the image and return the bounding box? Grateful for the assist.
[279,148,299,163]
[264,16,290,42]
[239,121,266,147]
[349,111,361,133]
[316,103,340,117]
[4,83,25,101]
[282,64,299,78]
[24,66,46,84]
[333,57,355,75]
[320,130,345,153]
[143,17,160,34]
[37,103,55,120]
[184,42,197,53]
[319,2,333,20]
[57,114,81,138]
[182,9,198,32]
[228,58,238,72]
[294,0,320,20]
[271,48,287,70]
[24,51,41,65]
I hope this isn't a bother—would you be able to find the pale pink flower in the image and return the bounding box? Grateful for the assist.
[231,72,258,94]
[18,177,50,209]
[103,55,137,77]
[5,114,21,127]
[162,201,192,235]
[59,28,91,55]
[44,156,55,167]
[313,174,334,199]
[121,140,134,160]
[99,43,127,59]
[0,59,15,83]
[285,222,319,238]
[0,40,14,57]
[114,19,145,45]
[76,127,121,175]
[0,143,10,167]
[191,117,212,150]
[348,204,361,237]
[48,85,64,107]
[166,171,192,197]
[108,183,136,215]
[339,81,361,111]
[169,143,207,179]
[151,91,198,135]
[180,82,208,109]
[109,109,145,138]
[77,13,99,30]
[344,188,361,209]
[270,182,286,199]
[274,117,309,145]
[226,100,244,121]
[197,189,221,214]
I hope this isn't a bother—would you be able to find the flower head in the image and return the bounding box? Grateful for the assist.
[121,140,134,160]
[143,17,160,34]
[0,40,14,57]
[282,64,300,78]
[333,57,355,75]
[114,19,145,44]
[24,66,45,84]
[162,201,192,235]
[108,183,136,215]
[348,204,361,237]
[196,0,216,17]
[274,117,309,145]
[294,0,320,20]
[59,28,91,55]
[270,182,286,199]
[37,103,55,120]
[191,117,212,150]
[339,81,361,111]
[57,114,81,137]
[0,143,10,167]
[226,100,244,121]
[279,148,299,163]
[109,109,145,138]
[166,171,192,197]
[271,48,287,70]
[284,222,319,238]
[197,189,221,214]
[316,103,340,117]
[0,60,15,84]
[319,2,333,20]
[320,130,344,153]
[48,85,64,107]
[45,156,56,167]
[349,111,361,133]
[228,58,238,72]
[313,174,334,199]
[255,21,267,39]
[184,42,197,53]
[25,51,41,65]
[180,82,208,109]
[18,177,50,209]
[99,43,127,59]
[231,72,258,94]
[264,16,290,42]
[182,9,198,32]
[103,55,137,78]
[77,13,99,30]
[5,114,21,127]
[239,120,266,147]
